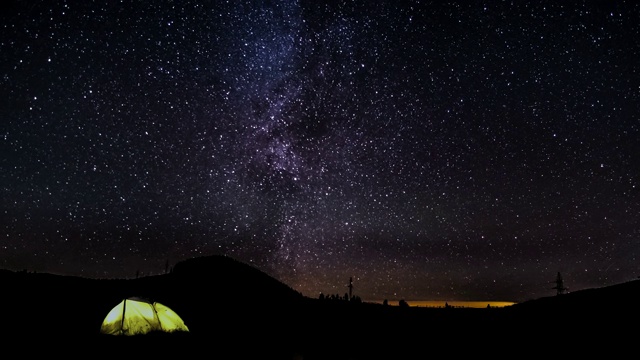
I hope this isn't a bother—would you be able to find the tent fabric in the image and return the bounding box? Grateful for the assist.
[100,297,189,335]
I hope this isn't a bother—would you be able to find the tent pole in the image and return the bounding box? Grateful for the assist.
[152,302,163,331]
[120,299,127,335]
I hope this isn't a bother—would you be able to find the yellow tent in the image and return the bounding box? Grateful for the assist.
[100,297,189,335]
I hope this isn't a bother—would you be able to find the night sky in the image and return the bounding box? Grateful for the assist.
[2,0,639,303]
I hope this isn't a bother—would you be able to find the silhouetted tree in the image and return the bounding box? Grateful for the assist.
[383,299,388,306]
[399,299,409,308]
[552,272,568,295]
[319,292,325,300]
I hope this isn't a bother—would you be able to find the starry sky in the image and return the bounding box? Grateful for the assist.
[2,0,639,303]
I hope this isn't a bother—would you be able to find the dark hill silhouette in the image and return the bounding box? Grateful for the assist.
[170,254,304,304]
[506,277,640,323]
[504,278,640,333]
[146,254,307,339]
[512,278,640,311]
[0,259,637,358]
[108,255,305,307]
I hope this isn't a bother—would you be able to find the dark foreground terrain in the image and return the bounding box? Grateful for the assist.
[2,255,638,358]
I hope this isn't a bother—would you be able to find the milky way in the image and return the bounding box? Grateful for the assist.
[2,0,639,302]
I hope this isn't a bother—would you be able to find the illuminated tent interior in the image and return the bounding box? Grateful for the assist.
[100,297,189,335]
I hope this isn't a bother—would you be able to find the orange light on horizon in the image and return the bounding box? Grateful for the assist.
[366,300,516,308]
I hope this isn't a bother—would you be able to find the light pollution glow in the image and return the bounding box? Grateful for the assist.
[366,300,517,308]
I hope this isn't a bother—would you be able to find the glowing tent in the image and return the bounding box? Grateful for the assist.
[100,297,189,335]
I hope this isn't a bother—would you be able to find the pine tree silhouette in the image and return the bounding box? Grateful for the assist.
[552,272,568,295]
